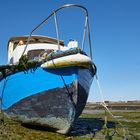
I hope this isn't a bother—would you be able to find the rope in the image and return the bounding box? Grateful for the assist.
[50,54,70,95]
[95,74,128,139]
[50,54,77,111]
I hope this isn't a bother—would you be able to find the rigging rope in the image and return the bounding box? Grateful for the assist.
[50,54,71,95]
[95,74,128,139]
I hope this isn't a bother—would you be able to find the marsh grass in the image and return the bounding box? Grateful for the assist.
[0,110,140,140]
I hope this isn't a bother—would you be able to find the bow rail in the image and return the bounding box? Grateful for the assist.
[22,4,93,60]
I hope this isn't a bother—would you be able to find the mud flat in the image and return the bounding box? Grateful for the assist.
[0,104,140,140]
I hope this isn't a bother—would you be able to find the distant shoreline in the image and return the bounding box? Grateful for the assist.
[85,101,140,111]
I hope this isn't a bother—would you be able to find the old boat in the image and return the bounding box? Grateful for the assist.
[0,4,96,134]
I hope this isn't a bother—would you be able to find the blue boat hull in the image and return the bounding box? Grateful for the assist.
[0,66,95,134]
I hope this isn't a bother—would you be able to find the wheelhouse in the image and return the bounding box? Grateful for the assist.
[7,36,64,64]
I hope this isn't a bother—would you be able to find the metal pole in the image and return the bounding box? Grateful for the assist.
[81,16,88,51]
[54,12,60,50]
[87,19,93,60]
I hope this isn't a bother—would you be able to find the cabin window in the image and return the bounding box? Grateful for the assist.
[27,49,54,60]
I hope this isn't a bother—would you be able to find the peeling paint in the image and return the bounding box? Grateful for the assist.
[4,68,95,134]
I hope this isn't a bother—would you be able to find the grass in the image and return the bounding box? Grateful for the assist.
[0,110,140,140]
[80,110,140,140]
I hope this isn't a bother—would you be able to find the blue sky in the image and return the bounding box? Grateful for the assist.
[0,0,140,102]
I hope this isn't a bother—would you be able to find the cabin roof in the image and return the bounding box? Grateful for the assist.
[7,35,64,48]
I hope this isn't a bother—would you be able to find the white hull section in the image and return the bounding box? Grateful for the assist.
[41,53,92,69]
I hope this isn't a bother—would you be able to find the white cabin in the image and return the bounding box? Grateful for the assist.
[7,36,66,64]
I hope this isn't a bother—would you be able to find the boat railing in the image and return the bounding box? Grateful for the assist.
[22,4,93,60]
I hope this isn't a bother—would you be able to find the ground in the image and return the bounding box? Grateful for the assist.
[0,109,140,140]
